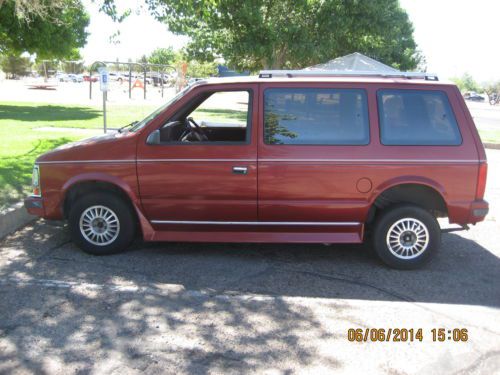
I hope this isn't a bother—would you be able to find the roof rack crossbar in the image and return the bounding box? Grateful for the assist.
[258,70,438,81]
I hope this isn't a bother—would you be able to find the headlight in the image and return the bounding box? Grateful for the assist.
[32,165,41,197]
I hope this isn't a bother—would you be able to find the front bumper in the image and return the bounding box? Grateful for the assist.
[24,196,45,217]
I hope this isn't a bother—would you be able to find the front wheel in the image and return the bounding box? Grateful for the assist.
[68,192,136,255]
[372,204,440,269]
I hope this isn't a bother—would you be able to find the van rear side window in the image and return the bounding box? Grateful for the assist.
[377,89,462,146]
[264,88,369,145]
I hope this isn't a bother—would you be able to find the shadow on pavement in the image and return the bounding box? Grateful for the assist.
[0,220,498,373]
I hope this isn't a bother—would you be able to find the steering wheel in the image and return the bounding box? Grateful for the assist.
[180,117,208,142]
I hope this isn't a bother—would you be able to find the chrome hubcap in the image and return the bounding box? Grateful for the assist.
[79,205,120,246]
[386,218,429,259]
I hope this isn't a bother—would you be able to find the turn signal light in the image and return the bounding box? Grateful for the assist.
[32,165,41,197]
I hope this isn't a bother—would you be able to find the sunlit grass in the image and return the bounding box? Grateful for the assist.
[0,101,245,209]
[0,138,75,208]
[195,108,247,123]
[478,129,500,144]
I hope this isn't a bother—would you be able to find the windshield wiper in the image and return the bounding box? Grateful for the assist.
[118,120,138,133]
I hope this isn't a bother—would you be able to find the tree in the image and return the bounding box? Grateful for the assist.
[138,55,148,64]
[58,48,84,73]
[185,60,217,78]
[483,81,500,95]
[148,47,176,66]
[148,0,421,70]
[35,59,58,77]
[0,0,70,20]
[451,73,480,93]
[0,0,89,59]
[172,49,217,78]
[483,81,500,104]
[0,54,31,78]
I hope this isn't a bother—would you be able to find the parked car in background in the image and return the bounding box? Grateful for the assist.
[464,91,485,102]
[110,72,152,85]
[148,72,172,86]
[71,74,84,83]
[132,74,152,85]
[25,71,489,269]
[83,74,98,82]
[55,72,69,82]
[56,73,83,83]
[109,72,126,83]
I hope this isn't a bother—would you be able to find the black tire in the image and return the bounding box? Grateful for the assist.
[68,192,136,255]
[372,204,440,270]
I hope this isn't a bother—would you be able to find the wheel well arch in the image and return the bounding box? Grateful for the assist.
[63,180,135,220]
[367,183,448,223]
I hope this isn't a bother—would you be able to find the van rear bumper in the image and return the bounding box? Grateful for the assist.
[468,199,489,223]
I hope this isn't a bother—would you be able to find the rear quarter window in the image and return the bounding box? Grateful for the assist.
[377,89,462,146]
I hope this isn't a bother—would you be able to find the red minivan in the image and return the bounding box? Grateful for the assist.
[25,71,489,269]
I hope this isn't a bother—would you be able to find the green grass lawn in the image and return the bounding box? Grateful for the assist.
[0,101,157,210]
[0,101,246,210]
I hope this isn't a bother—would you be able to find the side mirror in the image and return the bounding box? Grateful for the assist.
[146,129,160,145]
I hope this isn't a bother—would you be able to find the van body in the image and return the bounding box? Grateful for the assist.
[25,72,489,268]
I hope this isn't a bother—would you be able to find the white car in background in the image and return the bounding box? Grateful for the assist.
[55,72,69,82]
[67,74,83,83]
[56,73,83,83]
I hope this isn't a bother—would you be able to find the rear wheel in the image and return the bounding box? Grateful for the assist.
[68,192,136,255]
[372,204,440,269]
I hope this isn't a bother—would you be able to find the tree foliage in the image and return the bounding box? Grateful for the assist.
[148,47,176,67]
[451,73,481,93]
[483,81,500,95]
[147,48,217,77]
[482,81,500,104]
[173,49,218,78]
[147,0,421,71]
[0,0,89,59]
[95,0,131,22]
[0,0,70,20]
[185,59,218,78]
[0,54,31,77]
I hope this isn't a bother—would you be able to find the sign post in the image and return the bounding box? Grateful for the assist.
[98,67,109,133]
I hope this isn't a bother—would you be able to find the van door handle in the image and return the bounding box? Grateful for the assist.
[232,166,248,175]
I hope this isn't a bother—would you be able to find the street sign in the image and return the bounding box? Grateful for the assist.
[97,67,108,133]
[98,67,109,92]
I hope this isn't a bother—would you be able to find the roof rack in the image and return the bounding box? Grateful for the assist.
[258,70,439,81]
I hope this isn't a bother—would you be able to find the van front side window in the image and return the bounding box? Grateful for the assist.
[159,90,251,144]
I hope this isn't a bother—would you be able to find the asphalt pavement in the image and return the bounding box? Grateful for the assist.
[0,151,499,375]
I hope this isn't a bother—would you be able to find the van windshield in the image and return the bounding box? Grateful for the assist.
[128,85,193,132]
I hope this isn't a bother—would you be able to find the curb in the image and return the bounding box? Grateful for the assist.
[0,201,36,240]
[484,143,500,150]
